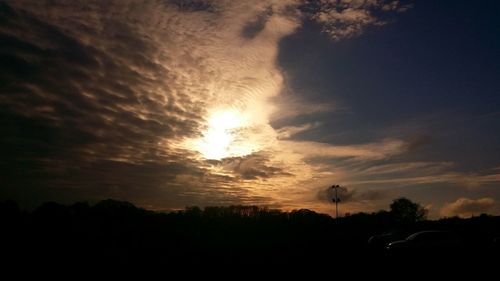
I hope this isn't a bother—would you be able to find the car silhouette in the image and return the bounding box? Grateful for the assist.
[386,230,462,254]
[368,231,407,250]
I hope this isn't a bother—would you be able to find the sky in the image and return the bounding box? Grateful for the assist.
[1,0,499,218]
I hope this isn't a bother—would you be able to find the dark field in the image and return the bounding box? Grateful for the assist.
[1,199,499,274]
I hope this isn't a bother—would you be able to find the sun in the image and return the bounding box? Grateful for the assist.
[184,107,269,160]
[190,109,247,160]
[197,110,241,160]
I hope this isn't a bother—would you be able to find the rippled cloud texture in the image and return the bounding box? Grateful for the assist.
[1,0,498,216]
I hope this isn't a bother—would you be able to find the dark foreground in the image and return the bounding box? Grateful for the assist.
[1,200,499,274]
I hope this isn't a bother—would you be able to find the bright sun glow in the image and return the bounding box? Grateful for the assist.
[184,106,272,160]
[200,110,241,160]
[193,109,247,160]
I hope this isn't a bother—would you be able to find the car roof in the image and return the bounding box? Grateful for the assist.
[406,230,451,240]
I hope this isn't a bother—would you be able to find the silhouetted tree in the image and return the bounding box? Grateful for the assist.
[0,200,20,221]
[184,206,202,218]
[1,198,499,269]
[389,197,427,223]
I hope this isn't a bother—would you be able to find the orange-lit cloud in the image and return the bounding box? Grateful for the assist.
[440,197,496,218]
[3,0,500,218]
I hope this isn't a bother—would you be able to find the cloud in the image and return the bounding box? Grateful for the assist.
[279,138,406,160]
[269,94,336,122]
[303,0,413,40]
[0,0,303,207]
[358,162,455,176]
[404,135,433,151]
[440,198,496,218]
[276,122,319,140]
[242,7,273,39]
[9,0,497,220]
[214,152,293,180]
[345,170,500,190]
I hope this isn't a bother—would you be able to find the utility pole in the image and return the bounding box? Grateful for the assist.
[331,184,341,219]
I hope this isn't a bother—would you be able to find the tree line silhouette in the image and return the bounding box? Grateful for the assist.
[1,197,499,270]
